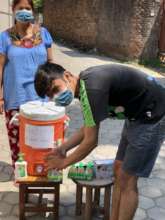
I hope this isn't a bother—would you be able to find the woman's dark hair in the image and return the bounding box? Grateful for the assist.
[12,0,34,10]
[34,62,66,98]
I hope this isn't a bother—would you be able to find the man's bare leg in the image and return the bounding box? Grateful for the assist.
[118,170,139,220]
[110,160,123,220]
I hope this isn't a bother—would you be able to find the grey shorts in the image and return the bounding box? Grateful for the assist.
[116,115,165,177]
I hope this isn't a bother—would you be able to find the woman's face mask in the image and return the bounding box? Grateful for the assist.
[15,9,34,23]
[52,88,74,106]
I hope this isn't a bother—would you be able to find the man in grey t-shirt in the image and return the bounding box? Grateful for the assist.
[35,62,165,220]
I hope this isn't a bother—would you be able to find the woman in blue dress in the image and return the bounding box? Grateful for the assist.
[0,0,53,167]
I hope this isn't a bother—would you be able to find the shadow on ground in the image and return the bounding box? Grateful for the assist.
[0,161,14,182]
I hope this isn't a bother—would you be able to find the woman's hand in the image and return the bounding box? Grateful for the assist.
[0,99,4,114]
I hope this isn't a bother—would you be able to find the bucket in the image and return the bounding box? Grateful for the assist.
[18,101,69,176]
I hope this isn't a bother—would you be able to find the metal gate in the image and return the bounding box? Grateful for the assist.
[0,0,12,32]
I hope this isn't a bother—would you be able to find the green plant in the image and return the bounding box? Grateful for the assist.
[33,0,43,12]
[139,58,164,69]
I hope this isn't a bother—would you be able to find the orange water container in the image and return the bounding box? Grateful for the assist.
[19,101,68,176]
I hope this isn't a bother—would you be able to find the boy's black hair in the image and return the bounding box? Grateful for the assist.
[34,62,66,98]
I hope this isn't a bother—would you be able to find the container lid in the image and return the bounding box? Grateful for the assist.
[20,101,65,121]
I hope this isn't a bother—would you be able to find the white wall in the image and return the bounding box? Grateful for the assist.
[0,0,13,32]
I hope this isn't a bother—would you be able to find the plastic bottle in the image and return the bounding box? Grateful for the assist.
[74,163,79,179]
[15,153,27,180]
[47,169,62,181]
[86,162,94,181]
[68,164,76,178]
[78,162,85,180]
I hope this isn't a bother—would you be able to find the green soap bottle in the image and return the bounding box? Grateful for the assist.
[74,164,79,179]
[78,162,85,180]
[15,153,27,180]
[47,169,62,181]
[68,165,76,178]
[86,162,94,181]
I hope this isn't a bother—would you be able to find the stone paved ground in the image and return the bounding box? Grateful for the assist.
[0,43,165,220]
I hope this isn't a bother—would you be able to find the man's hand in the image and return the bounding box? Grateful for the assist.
[46,146,66,159]
[44,154,66,171]
[44,126,99,171]
[44,146,66,171]
[64,126,99,167]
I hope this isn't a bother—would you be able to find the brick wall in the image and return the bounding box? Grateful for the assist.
[43,0,162,60]
[159,0,165,52]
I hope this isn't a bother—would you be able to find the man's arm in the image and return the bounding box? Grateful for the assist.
[61,127,85,152]
[64,126,99,167]
[45,125,99,170]
[46,127,85,158]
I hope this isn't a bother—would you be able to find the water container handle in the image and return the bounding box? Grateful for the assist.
[9,113,20,126]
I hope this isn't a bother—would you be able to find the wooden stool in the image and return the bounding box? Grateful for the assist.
[17,176,62,220]
[73,179,113,220]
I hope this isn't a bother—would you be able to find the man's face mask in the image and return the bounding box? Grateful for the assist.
[52,81,74,107]
[15,9,34,23]
[52,89,74,106]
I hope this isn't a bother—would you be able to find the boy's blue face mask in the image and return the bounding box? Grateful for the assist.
[15,9,34,23]
[53,89,74,106]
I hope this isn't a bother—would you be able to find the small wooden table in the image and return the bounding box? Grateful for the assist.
[17,176,62,220]
[73,178,114,220]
